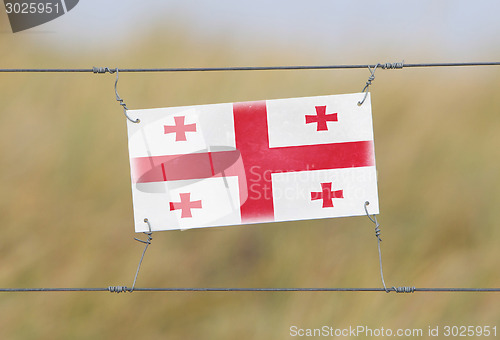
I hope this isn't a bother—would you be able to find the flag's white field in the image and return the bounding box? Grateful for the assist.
[128,104,236,158]
[267,93,373,148]
[127,93,378,232]
[134,177,241,231]
[272,166,378,222]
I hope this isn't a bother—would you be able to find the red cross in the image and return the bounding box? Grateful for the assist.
[169,193,202,218]
[305,106,338,131]
[310,182,344,208]
[131,101,374,223]
[164,116,197,141]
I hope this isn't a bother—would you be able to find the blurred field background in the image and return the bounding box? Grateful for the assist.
[1,2,500,339]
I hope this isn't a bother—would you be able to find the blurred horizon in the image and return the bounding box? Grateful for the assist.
[2,1,500,63]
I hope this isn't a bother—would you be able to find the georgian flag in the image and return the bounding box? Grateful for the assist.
[127,93,379,232]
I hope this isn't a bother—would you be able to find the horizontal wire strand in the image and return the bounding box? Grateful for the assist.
[1,287,499,293]
[0,62,500,73]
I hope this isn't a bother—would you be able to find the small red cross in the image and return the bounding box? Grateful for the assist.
[310,182,344,208]
[305,106,338,131]
[164,116,197,141]
[169,193,202,218]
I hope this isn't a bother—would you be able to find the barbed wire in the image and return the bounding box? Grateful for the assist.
[0,61,499,73]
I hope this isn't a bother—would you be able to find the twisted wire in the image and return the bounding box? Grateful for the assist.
[92,67,115,74]
[379,61,404,69]
[364,202,416,294]
[357,64,379,106]
[364,201,389,292]
[129,219,154,292]
[112,68,139,123]
[108,286,129,293]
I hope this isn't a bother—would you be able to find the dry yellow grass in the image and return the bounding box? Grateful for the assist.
[1,18,500,339]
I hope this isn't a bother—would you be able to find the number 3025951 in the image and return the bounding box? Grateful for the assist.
[5,2,61,14]
[443,326,497,337]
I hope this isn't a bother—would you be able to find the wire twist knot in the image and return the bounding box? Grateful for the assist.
[391,286,415,293]
[92,67,116,74]
[108,286,129,293]
[380,61,404,69]
[364,201,382,242]
[357,65,378,106]
[134,220,153,245]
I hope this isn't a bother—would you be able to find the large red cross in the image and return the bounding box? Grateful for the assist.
[164,116,197,141]
[310,182,344,208]
[305,105,338,131]
[169,193,202,218]
[132,101,374,223]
